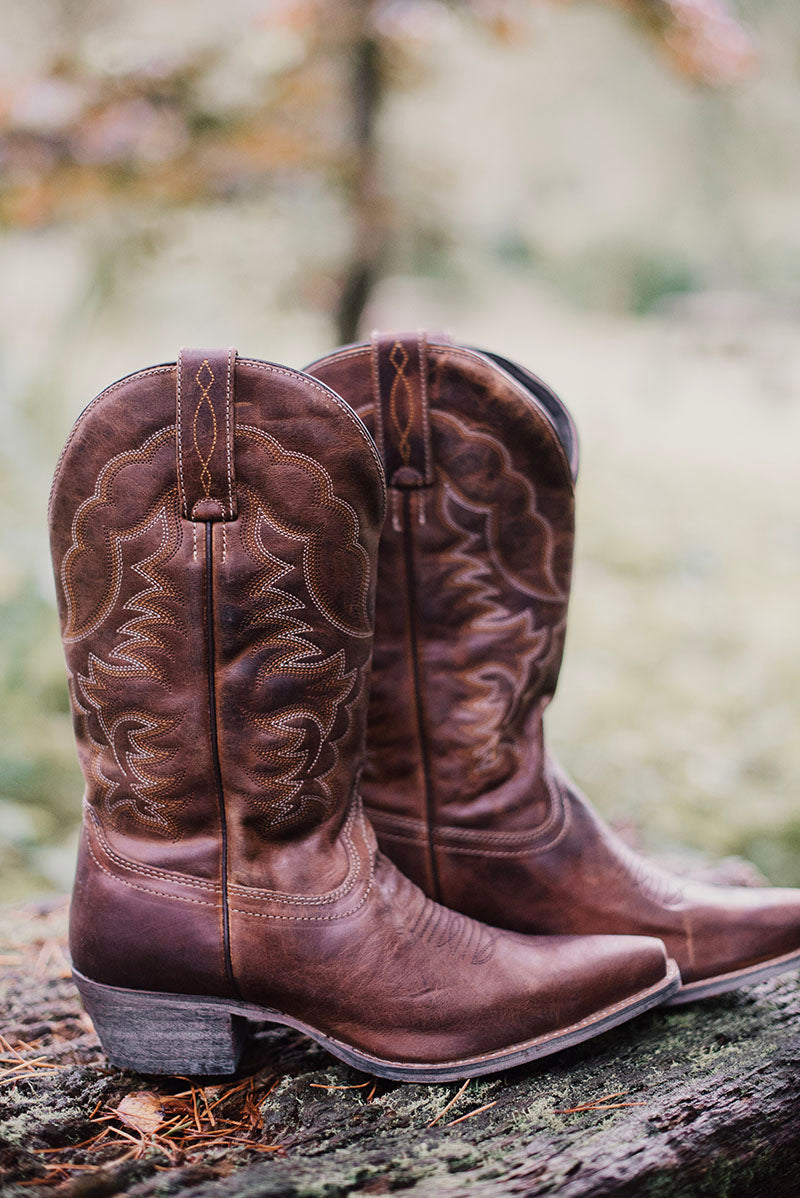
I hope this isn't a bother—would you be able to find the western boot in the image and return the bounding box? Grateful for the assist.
[49,348,677,1081]
[307,332,800,1003]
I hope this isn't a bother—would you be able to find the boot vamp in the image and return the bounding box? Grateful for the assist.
[233,849,670,1064]
[433,774,800,986]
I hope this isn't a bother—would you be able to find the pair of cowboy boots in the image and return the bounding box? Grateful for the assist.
[49,334,800,1082]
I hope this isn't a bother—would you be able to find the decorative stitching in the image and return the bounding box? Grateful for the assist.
[88,807,218,891]
[369,331,387,468]
[238,426,372,639]
[331,353,572,841]
[86,802,377,921]
[436,412,565,601]
[242,358,386,499]
[87,798,371,906]
[370,771,572,858]
[87,835,219,910]
[191,358,218,499]
[49,358,386,527]
[176,353,187,517]
[49,365,174,521]
[417,329,433,483]
[388,339,414,466]
[230,870,375,922]
[65,489,190,838]
[225,346,235,519]
[308,344,572,487]
[61,428,176,643]
[236,482,367,834]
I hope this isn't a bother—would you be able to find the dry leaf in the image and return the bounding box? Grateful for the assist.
[114,1091,164,1136]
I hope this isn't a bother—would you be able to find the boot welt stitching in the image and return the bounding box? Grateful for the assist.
[87,831,377,923]
[369,776,572,858]
[87,837,218,910]
[87,801,371,906]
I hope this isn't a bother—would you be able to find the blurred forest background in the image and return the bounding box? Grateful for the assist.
[1,0,798,901]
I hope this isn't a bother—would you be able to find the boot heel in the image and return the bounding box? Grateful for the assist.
[73,970,247,1076]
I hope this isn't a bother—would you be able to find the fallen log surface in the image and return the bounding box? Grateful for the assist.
[2,891,800,1198]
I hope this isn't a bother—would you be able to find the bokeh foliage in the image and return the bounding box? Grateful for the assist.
[1,0,798,900]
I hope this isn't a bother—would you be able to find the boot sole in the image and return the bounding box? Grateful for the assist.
[664,946,800,1006]
[73,961,680,1082]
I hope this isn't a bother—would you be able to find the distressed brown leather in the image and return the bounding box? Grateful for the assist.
[308,335,800,995]
[50,349,673,1072]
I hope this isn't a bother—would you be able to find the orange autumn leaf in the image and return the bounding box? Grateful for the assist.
[113,1091,165,1136]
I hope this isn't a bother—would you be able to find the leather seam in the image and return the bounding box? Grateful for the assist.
[85,812,375,923]
[204,521,239,996]
[86,801,370,908]
[369,332,387,468]
[369,773,572,858]
[225,346,235,519]
[87,811,219,891]
[230,872,374,922]
[86,836,219,910]
[176,351,187,517]
[229,802,366,905]
[417,328,433,483]
[400,490,441,901]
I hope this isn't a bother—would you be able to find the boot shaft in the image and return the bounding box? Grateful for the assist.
[308,335,577,894]
[50,352,384,988]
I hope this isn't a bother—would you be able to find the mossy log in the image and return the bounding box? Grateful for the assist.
[2,891,800,1198]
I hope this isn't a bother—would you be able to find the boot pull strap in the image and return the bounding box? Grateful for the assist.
[370,331,434,488]
[176,347,238,521]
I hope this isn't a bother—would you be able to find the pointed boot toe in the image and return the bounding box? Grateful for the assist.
[580,934,674,1012]
[664,884,800,1004]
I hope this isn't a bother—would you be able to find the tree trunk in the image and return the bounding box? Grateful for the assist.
[335,1,385,345]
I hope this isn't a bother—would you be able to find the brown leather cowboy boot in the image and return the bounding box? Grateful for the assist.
[307,332,800,1004]
[50,348,677,1080]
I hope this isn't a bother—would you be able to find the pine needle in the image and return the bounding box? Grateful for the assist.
[445,1100,498,1127]
[309,1080,371,1090]
[426,1078,471,1128]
